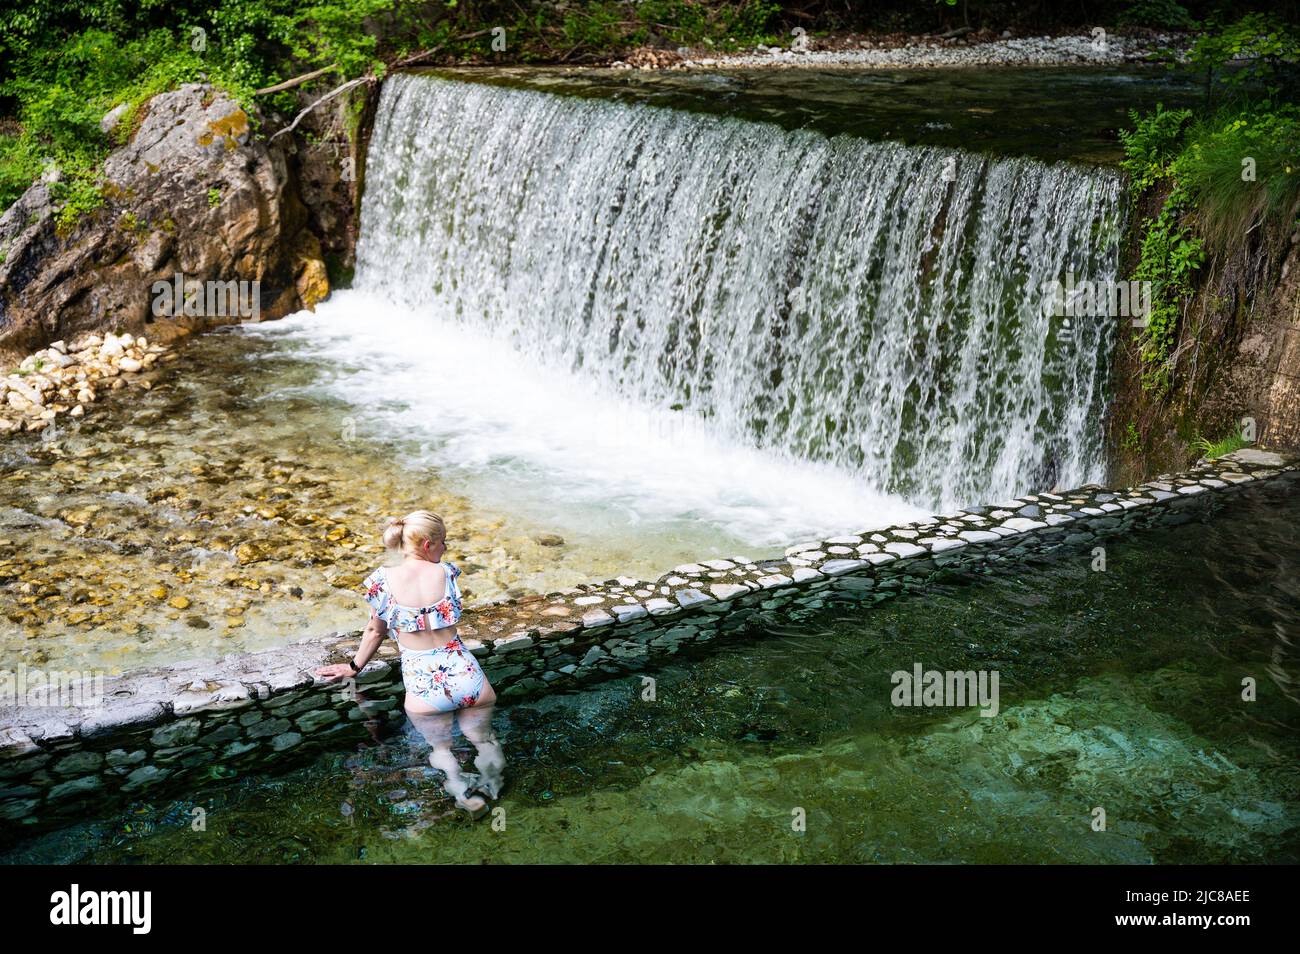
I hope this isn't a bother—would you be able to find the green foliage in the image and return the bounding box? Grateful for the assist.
[1132,196,1205,392]
[0,1,797,219]
[1119,105,1193,192]
[1125,102,1300,242]
[1121,104,1206,392]
[1122,17,1300,395]
[0,0,399,215]
[0,25,216,215]
[0,1,333,217]
[557,3,626,51]
[1191,429,1249,459]
[1186,12,1300,102]
[1122,421,1142,452]
[550,1,780,53]
[1119,0,1196,31]
[5,2,1295,240]
[0,132,44,214]
[1122,102,1300,386]
[709,0,783,47]
[285,0,394,80]
[1175,105,1300,244]
[51,176,108,236]
[202,0,298,90]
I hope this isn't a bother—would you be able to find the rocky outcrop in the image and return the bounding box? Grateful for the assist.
[1250,233,1300,449]
[1107,193,1300,485]
[0,84,332,362]
[286,84,373,282]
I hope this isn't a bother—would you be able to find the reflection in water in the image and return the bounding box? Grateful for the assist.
[322,528,510,823]
[1197,515,1300,709]
[322,679,508,835]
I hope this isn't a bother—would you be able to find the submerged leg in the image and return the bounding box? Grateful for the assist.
[458,700,506,800]
[406,704,488,818]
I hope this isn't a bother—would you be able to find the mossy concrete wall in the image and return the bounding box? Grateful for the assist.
[1,448,1295,839]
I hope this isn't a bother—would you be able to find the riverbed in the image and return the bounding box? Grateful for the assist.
[1,302,943,674]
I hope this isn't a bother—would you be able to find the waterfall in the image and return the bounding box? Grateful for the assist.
[353,73,1125,514]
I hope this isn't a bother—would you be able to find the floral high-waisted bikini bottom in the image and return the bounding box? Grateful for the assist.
[399,636,485,713]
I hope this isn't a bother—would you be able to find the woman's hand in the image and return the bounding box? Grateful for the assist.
[315,618,384,682]
[315,663,356,681]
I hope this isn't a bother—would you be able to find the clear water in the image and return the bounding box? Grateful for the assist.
[432,65,1204,165]
[11,478,1296,865]
[1,330,760,673]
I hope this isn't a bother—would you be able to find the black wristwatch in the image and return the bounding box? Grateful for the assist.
[348,659,361,674]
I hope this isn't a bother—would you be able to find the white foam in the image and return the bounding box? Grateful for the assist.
[349,76,1121,512]
[243,292,929,548]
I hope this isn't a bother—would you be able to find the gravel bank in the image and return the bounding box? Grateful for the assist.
[615,32,1188,71]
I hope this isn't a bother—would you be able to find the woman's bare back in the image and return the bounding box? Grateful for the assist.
[383,559,449,607]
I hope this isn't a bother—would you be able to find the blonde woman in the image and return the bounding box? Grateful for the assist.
[316,510,504,819]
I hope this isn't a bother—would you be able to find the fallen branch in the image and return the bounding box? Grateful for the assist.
[254,65,337,96]
[390,29,496,69]
[268,76,370,142]
[263,30,498,143]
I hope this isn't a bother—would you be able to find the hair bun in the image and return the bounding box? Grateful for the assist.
[381,510,447,554]
[381,517,407,551]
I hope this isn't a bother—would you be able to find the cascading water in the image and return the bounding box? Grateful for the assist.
[356,74,1124,512]
[255,72,1126,549]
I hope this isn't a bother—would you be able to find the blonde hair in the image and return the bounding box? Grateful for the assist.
[382,510,446,554]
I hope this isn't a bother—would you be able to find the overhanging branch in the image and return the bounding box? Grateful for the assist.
[258,29,498,141]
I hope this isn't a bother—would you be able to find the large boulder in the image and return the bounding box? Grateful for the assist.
[0,83,330,360]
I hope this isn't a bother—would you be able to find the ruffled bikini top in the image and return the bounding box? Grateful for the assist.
[362,563,463,633]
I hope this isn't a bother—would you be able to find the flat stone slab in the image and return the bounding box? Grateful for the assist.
[1225,448,1285,466]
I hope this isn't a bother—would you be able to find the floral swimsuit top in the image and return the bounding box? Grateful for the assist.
[362,563,464,634]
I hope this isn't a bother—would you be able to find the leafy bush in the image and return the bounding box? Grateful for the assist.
[1118,0,1196,31]
[1187,12,1300,102]
[1119,104,1193,192]
[0,2,792,217]
[284,0,395,81]
[1131,196,1205,391]
[0,125,44,211]
[1175,105,1300,244]
[0,27,214,215]
[1122,19,1300,394]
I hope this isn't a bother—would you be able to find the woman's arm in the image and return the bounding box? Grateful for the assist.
[315,613,388,680]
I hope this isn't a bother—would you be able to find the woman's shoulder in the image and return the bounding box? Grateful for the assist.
[362,567,390,608]
[443,560,462,579]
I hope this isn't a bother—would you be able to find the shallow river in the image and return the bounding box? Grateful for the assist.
[0,319,924,674]
[8,477,1296,864]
